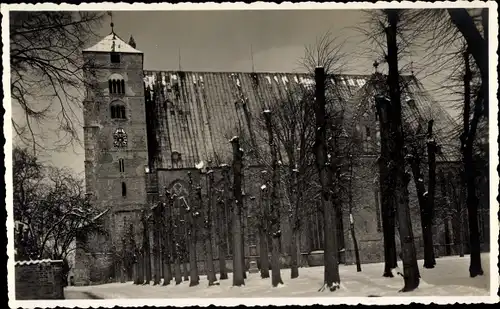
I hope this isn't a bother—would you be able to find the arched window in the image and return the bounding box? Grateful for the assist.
[108,73,125,95]
[110,101,126,119]
[122,182,127,197]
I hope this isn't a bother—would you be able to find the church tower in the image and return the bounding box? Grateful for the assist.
[75,27,149,284]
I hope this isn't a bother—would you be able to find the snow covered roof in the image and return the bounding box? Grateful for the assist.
[83,33,142,54]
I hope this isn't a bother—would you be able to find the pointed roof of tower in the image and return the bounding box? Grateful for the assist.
[83,33,142,53]
[128,35,137,49]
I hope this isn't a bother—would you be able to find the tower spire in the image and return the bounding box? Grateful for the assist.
[107,11,115,38]
[128,35,136,49]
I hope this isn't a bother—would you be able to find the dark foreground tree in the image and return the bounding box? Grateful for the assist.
[230,137,246,287]
[186,172,200,287]
[384,9,420,292]
[406,7,488,277]
[262,110,284,288]
[313,67,340,292]
[217,166,231,280]
[161,191,173,285]
[205,170,219,286]
[141,210,152,284]
[258,180,271,279]
[405,120,437,269]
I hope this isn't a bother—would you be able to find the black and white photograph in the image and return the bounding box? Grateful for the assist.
[3,2,498,307]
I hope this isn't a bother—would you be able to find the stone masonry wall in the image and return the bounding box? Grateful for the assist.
[15,260,64,300]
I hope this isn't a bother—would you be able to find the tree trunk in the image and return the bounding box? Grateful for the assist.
[375,95,398,277]
[290,229,299,279]
[348,159,361,272]
[135,249,144,284]
[240,204,247,280]
[425,120,437,267]
[409,156,435,269]
[464,149,484,276]
[259,189,270,279]
[162,197,172,285]
[461,49,484,277]
[314,67,340,292]
[289,166,300,279]
[218,167,230,280]
[174,256,182,285]
[230,137,246,287]
[206,171,219,286]
[187,174,200,287]
[350,219,361,272]
[153,206,161,285]
[142,214,152,285]
[263,110,284,287]
[385,10,420,292]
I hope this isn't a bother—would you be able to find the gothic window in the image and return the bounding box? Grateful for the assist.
[113,128,128,148]
[110,104,126,119]
[119,158,125,173]
[214,179,232,256]
[169,181,190,254]
[121,182,127,197]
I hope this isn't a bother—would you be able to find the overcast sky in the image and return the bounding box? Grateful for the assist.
[12,9,459,175]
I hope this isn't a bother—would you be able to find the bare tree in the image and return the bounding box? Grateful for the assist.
[230,137,246,287]
[404,120,437,269]
[217,166,231,280]
[314,67,341,292]
[13,147,108,283]
[10,12,105,153]
[185,172,200,287]
[262,110,285,287]
[404,8,488,277]
[384,9,420,292]
[204,169,219,286]
[161,190,173,286]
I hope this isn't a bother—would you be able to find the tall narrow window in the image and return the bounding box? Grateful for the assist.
[121,182,127,197]
[120,106,126,119]
[121,80,125,93]
[119,159,125,173]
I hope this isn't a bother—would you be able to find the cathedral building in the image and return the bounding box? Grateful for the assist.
[74,30,466,285]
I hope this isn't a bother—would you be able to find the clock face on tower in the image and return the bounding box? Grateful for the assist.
[113,128,128,148]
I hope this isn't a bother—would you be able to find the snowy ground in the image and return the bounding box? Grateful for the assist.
[65,253,491,299]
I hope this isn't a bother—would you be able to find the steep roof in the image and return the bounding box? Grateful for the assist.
[143,71,458,169]
[83,33,142,53]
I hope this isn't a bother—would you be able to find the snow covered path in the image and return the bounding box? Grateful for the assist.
[66,254,492,299]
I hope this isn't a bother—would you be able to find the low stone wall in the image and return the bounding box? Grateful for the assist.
[15,259,64,300]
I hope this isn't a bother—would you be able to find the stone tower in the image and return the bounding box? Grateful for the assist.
[75,31,149,284]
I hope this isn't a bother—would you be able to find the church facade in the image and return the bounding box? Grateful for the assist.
[73,32,467,285]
